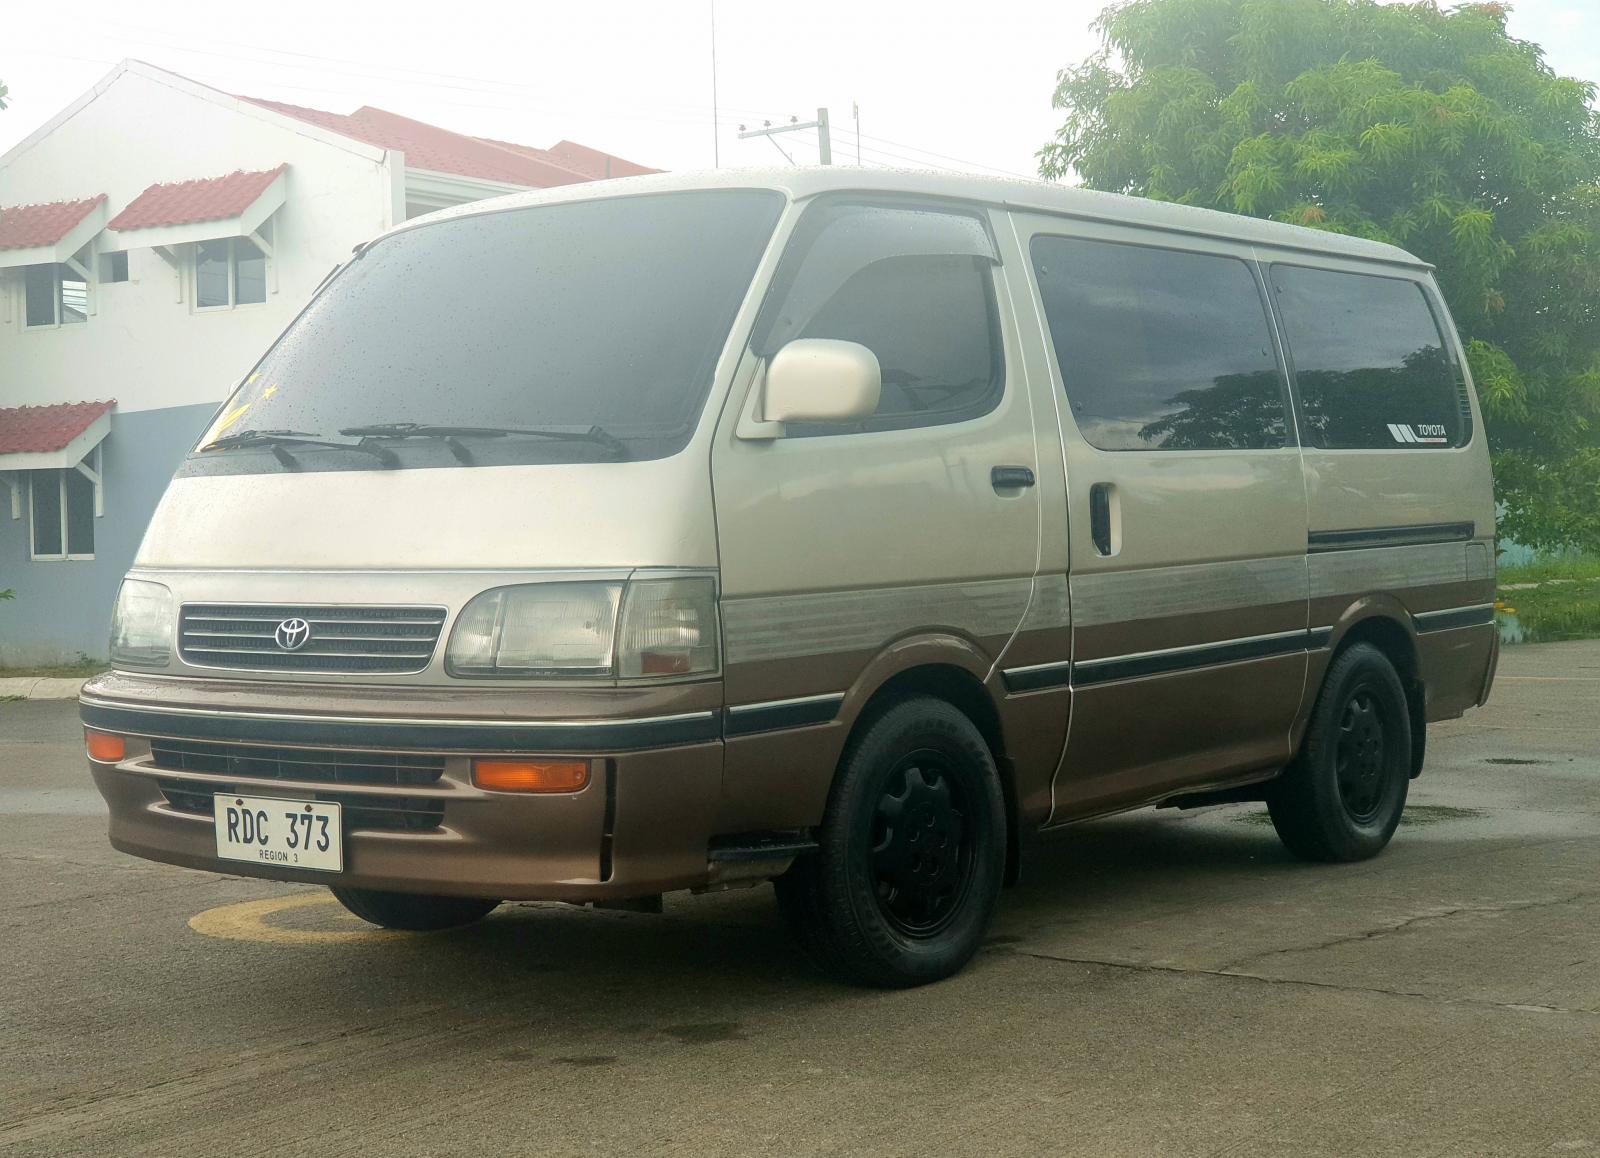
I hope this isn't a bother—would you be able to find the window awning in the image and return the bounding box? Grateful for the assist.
[0,196,109,270]
[0,400,115,471]
[104,165,287,251]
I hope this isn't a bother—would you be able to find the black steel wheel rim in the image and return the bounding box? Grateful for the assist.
[868,749,975,938]
[1335,687,1388,824]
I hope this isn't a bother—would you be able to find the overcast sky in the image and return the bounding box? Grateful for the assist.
[3,1,1597,180]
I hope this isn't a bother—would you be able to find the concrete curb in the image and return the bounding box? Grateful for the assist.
[0,676,96,701]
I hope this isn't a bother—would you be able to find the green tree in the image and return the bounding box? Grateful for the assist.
[1041,0,1600,552]
[0,80,8,110]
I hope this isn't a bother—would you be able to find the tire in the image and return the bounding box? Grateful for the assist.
[774,695,1006,988]
[1268,642,1412,863]
[329,887,500,931]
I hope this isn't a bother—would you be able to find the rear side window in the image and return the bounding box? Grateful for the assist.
[1270,266,1467,449]
[1030,236,1289,451]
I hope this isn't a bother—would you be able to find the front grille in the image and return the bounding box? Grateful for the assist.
[178,603,447,674]
[149,739,445,786]
[157,781,444,832]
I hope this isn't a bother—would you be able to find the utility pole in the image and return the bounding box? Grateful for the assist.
[738,108,833,165]
[853,101,860,165]
[709,0,719,167]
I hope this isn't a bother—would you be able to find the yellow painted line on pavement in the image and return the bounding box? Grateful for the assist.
[1496,675,1600,682]
[188,893,405,945]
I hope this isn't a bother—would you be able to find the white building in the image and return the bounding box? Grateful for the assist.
[0,60,654,664]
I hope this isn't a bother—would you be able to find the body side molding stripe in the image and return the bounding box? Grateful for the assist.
[723,692,845,737]
[1308,522,1475,553]
[1073,629,1316,686]
[1002,628,1328,693]
[1413,603,1497,633]
[79,699,721,753]
[1000,606,1487,694]
[1000,658,1074,693]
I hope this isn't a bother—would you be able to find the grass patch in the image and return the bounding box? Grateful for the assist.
[1495,576,1600,643]
[0,660,106,679]
[1498,553,1600,585]
[0,694,24,703]
[1493,554,1600,643]
[1233,804,1484,827]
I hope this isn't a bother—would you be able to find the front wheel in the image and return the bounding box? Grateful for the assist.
[330,887,500,931]
[1268,642,1412,862]
[774,696,1006,988]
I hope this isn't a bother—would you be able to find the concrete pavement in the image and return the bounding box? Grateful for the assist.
[2,642,1598,1156]
[0,675,92,700]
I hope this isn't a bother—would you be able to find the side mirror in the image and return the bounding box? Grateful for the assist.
[763,339,881,425]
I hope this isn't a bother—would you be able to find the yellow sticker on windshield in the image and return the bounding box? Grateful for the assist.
[209,401,252,439]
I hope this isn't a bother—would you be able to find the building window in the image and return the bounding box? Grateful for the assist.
[100,251,129,283]
[24,263,89,327]
[196,237,267,309]
[29,467,95,560]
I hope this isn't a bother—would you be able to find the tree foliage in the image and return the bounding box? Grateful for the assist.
[1041,0,1600,551]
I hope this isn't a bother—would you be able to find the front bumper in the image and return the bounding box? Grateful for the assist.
[81,672,727,901]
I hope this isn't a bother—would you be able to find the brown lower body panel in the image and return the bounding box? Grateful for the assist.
[1418,622,1497,721]
[91,739,724,901]
[81,672,729,901]
[1050,652,1306,821]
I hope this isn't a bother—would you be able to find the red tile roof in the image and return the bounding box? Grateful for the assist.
[541,140,659,180]
[0,401,116,456]
[241,96,657,187]
[107,165,287,231]
[0,196,107,252]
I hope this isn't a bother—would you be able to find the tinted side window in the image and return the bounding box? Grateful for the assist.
[788,253,1001,434]
[1031,236,1288,451]
[1271,266,1466,449]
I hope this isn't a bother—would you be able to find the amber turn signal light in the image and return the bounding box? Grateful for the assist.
[85,732,126,763]
[472,759,589,793]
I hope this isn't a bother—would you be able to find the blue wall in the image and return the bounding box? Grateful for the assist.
[0,402,214,665]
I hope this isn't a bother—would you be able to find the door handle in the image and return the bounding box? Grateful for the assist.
[991,465,1035,490]
[1090,482,1114,555]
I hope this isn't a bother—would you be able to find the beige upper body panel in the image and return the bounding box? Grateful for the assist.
[709,199,1046,707]
[137,457,721,572]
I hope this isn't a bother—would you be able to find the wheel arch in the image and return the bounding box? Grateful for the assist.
[835,639,1022,885]
[1321,601,1426,778]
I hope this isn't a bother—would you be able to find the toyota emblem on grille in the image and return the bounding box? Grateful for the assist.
[274,618,313,651]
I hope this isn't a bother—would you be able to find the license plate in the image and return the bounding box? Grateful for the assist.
[213,794,343,873]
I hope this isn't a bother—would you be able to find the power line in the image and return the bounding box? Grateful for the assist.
[791,130,1035,181]
[854,132,1038,181]
[23,38,1041,180]
[69,23,777,124]
[26,44,787,136]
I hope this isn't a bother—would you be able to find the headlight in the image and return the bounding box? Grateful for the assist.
[446,577,718,680]
[109,579,174,667]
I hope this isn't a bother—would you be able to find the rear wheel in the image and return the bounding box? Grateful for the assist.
[1268,642,1412,862]
[330,887,500,931]
[774,696,1006,988]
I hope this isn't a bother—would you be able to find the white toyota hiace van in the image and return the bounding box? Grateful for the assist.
[83,169,1497,987]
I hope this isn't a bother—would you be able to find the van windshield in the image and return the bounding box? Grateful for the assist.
[182,189,784,475]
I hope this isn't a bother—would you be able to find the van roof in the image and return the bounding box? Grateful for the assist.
[396,166,1430,270]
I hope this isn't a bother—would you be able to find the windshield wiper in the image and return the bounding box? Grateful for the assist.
[200,429,398,468]
[339,422,629,461]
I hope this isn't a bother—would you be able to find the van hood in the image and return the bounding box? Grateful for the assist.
[136,458,717,571]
